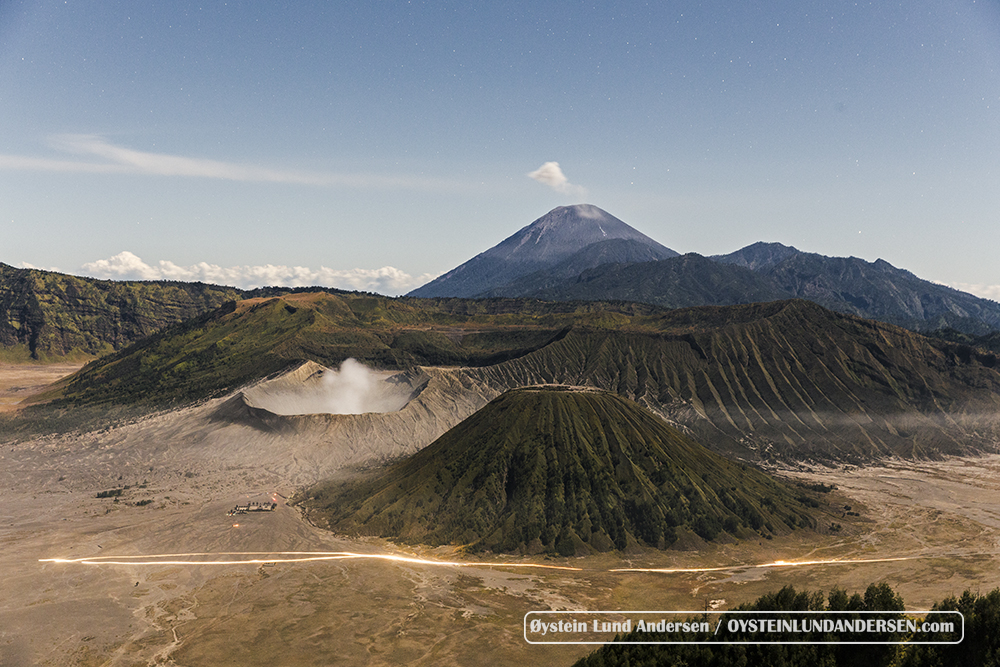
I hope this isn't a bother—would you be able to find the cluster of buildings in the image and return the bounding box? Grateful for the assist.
[227,501,278,516]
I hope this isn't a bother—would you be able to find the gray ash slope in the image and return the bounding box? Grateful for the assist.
[406,204,678,298]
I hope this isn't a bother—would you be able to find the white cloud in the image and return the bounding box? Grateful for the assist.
[80,251,438,296]
[527,161,587,196]
[945,282,1000,303]
[0,135,468,191]
[17,261,63,272]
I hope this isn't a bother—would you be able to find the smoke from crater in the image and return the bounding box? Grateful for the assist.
[249,358,413,416]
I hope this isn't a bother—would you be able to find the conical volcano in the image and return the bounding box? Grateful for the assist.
[303,387,816,554]
[407,204,677,298]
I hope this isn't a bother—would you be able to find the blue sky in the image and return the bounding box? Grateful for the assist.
[2,0,999,297]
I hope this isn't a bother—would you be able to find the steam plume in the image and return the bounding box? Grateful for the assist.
[251,359,412,416]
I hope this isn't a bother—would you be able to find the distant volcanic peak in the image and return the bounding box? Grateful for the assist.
[528,204,619,234]
[406,204,675,298]
[502,204,671,260]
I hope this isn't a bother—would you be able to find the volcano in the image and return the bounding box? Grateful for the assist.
[406,204,677,298]
[303,386,818,554]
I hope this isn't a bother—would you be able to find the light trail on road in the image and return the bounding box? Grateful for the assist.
[41,552,932,574]
[39,551,585,571]
[610,556,923,574]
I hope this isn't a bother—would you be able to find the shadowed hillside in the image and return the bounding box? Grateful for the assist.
[752,249,1000,333]
[503,248,1000,335]
[520,252,790,307]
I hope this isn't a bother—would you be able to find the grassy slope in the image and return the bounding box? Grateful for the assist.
[45,292,631,407]
[302,388,819,554]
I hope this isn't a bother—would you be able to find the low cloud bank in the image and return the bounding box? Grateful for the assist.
[79,251,437,296]
[254,359,412,416]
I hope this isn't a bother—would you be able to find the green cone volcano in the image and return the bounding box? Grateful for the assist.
[303,387,817,554]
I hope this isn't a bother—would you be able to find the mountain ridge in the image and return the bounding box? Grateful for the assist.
[466,236,1000,334]
[5,206,1000,365]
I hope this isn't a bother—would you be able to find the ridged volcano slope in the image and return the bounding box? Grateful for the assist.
[470,300,1000,461]
[302,387,816,554]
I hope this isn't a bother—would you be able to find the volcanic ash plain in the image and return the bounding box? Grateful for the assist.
[2,364,1000,666]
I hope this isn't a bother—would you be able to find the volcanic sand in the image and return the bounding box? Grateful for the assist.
[0,362,85,411]
[1,363,999,666]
